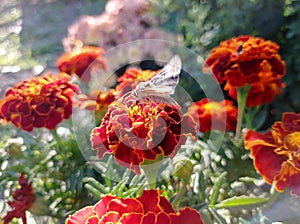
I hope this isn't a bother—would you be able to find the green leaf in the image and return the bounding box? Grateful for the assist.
[83,177,108,194]
[130,173,142,186]
[122,188,139,198]
[209,172,227,207]
[214,196,269,209]
[135,178,147,196]
[197,171,206,203]
[111,177,129,197]
[84,183,102,198]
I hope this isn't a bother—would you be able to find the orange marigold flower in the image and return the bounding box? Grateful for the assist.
[204,35,286,107]
[77,89,116,111]
[77,89,117,122]
[3,173,35,224]
[244,112,300,195]
[56,46,106,82]
[0,73,79,132]
[65,189,204,224]
[116,68,158,97]
[188,98,238,133]
[90,94,197,174]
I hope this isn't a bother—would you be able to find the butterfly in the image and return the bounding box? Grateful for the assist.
[132,55,182,99]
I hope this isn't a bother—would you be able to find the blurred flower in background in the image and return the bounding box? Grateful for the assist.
[62,0,176,66]
[3,173,35,224]
[56,46,106,82]
[90,94,197,174]
[0,73,79,132]
[65,189,204,224]
[77,89,117,112]
[188,98,238,133]
[76,89,117,122]
[203,35,286,107]
[245,112,300,195]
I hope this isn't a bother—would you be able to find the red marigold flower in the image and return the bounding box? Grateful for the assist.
[116,68,158,97]
[3,173,35,224]
[65,189,204,224]
[244,112,300,195]
[188,98,238,133]
[56,46,106,82]
[203,35,286,107]
[0,73,79,132]
[90,94,197,174]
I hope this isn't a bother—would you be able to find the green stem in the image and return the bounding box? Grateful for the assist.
[142,156,163,189]
[172,180,188,210]
[234,86,250,144]
[50,129,62,150]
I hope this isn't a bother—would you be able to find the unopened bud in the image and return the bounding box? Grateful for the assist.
[173,156,193,181]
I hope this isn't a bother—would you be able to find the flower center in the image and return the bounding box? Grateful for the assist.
[285,132,300,152]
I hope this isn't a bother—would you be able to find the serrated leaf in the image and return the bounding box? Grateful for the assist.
[214,196,269,209]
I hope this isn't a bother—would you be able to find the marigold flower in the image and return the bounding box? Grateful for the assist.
[65,189,204,224]
[0,73,79,132]
[244,112,300,195]
[204,35,286,107]
[116,67,158,98]
[90,94,197,174]
[76,89,117,123]
[3,173,35,224]
[56,46,106,82]
[188,98,238,133]
[77,89,116,111]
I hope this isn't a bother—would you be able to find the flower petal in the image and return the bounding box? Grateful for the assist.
[170,207,204,224]
[65,206,94,224]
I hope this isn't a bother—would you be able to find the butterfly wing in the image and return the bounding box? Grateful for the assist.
[135,55,182,97]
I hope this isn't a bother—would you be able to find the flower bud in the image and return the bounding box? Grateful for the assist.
[173,156,194,181]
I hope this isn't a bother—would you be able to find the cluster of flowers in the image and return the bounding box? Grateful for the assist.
[63,0,176,64]
[204,35,300,197]
[0,44,203,222]
[0,46,106,131]
[2,34,299,223]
